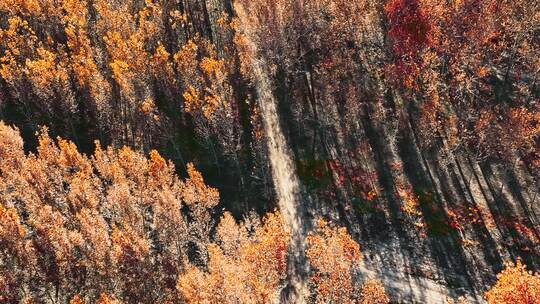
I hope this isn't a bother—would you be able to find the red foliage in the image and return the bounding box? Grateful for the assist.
[385,0,433,55]
[385,0,434,88]
[326,159,378,202]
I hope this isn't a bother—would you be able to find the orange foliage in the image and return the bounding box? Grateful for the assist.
[395,183,422,223]
[0,121,219,303]
[306,219,361,303]
[474,106,540,159]
[0,0,239,151]
[96,294,123,304]
[177,211,289,303]
[446,204,494,233]
[485,259,540,304]
[360,279,390,304]
[69,295,85,304]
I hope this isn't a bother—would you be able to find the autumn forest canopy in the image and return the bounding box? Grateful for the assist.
[0,0,539,303]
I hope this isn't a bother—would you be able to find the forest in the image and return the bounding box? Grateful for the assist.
[0,0,539,303]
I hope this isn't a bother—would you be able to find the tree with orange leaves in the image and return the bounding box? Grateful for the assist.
[177,211,289,303]
[361,279,390,304]
[4,120,379,303]
[485,259,540,304]
[0,121,218,303]
[0,120,390,303]
[306,219,362,303]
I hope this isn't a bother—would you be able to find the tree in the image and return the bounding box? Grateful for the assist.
[485,259,540,304]
[177,211,289,303]
[385,0,434,89]
[360,279,390,304]
[306,219,361,303]
[0,121,218,303]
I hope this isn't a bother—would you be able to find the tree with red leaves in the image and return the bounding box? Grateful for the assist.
[385,0,434,89]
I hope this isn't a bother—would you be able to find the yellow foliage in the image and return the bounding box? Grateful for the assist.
[109,59,132,91]
[217,12,230,28]
[0,17,38,82]
[111,223,150,263]
[151,44,175,82]
[148,149,166,177]
[139,98,156,115]
[203,93,221,119]
[25,48,58,85]
[174,40,199,79]
[0,121,25,169]
[60,0,87,27]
